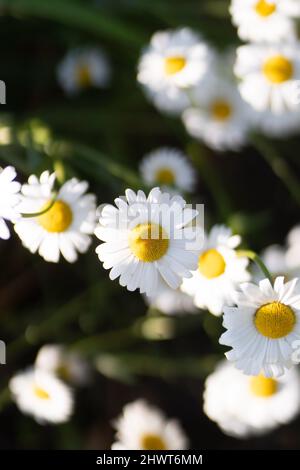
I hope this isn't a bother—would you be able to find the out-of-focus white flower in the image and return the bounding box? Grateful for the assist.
[261,244,289,278]
[182,225,249,316]
[235,43,300,113]
[137,28,213,115]
[257,225,300,281]
[230,0,300,43]
[112,399,188,450]
[0,166,20,240]
[204,360,300,438]
[14,171,97,263]
[220,276,300,377]
[57,47,110,95]
[95,187,200,297]
[35,344,90,386]
[140,148,196,193]
[256,109,300,138]
[286,225,300,272]
[183,77,254,151]
[9,368,73,424]
[146,280,197,315]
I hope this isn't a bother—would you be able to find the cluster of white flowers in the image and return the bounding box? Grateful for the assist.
[4,10,300,444]
[137,28,255,151]
[3,161,300,441]
[9,344,89,424]
[137,8,300,150]
[231,0,300,138]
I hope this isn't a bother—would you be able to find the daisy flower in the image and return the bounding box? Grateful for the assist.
[204,360,300,438]
[257,109,300,138]
[220,276,300,377]
[286,225,300,273]
[235,43,300,113]
[140,148,196,193]
[35,344,90,386]
[146,280,197,316]
[260,245,290,279]
[111,399,188,450]
[137,28,213,115]
[257,226,300,281]
[57,47,110,95]
[181,225,250,316]
[183,77,254,151]
[0,166,20,240]
[14,171,97,263]
[9,368,74,424]
[230,0,300,43]
[95,187,200,297]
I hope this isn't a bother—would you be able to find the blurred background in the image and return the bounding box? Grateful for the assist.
[0,0,300,450]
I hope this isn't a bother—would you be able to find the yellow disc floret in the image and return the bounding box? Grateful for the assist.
[164,56,186,76]
[38,200,73,233]
[198,248,226,279]
[129,223,169,262]
[255,0,276,17]
[76,65,92,87]
[254,301,296,339]
[263,55,294,84]
[250,374,278,398]
[33,386,50,400]
[211,100,232,121]
[155,168,175,185]
[141,433,167,450]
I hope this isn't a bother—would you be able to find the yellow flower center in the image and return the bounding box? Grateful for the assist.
[76,65,92,88]
[33,386,50,400]
[198,248,226,279]
[155,168,175,185]
[254,301,296,339]
[250,374,278,398]
[164,56,186,76]
[263,55,294,84]
[211,100,232,121]
[38,200,73,233]
[255,0,276,17]
[128,223,169,262]
[141,433,167,450]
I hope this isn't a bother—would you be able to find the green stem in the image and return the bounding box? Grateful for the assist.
[252,135,300,209]
[188,142,233,222]
[70,326,137,357]
[20,193,57,218]
[237,250,273,283]
[95,352,219,379]
[71,143,142,189]
[0,0,144,47]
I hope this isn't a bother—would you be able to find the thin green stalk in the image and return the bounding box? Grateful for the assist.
[96,352,219,379]
[252,135,300,208]
[20,193,57,218]
[0,0,144,47]
[71,143,142,189]
[237,249,273,283]
[7,281,107,359]
[188,142,233,222]
[70,326,138,357]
